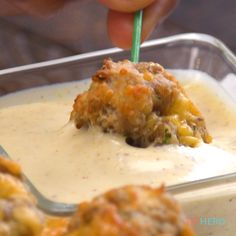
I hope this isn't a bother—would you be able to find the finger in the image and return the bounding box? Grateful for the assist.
[98,0,155,13]
[108,11,134,49]
[0,0,23,15]
[142,0,178,40]
[108,0,178,49]
[8,0,67,16]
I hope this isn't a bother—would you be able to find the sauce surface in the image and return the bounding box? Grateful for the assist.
[0,70,236,203]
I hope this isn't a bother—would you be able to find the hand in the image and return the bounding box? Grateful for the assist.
[0,0,67,16]
[1,0,178,49]
[99,0,178,49]
[8,0,67,15]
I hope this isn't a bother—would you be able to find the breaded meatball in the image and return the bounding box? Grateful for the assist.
[0,157,44,236]
[64,185,195,236]
[71,59,212,147]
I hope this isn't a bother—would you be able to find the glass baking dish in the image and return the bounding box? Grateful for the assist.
[0,33,235,95]
[0,33,236,235]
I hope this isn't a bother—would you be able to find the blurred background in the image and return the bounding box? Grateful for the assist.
[0,0,235,69]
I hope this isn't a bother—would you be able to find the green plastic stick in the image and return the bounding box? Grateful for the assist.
[131,10,143,63]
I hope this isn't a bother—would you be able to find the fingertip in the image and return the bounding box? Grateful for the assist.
[107,10,134,49]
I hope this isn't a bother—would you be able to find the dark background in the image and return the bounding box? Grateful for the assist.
[0,0,235,69]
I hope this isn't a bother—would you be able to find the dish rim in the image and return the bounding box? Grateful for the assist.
[0,33,235,76]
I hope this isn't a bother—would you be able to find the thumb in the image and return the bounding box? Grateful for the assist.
[98,0,155,13]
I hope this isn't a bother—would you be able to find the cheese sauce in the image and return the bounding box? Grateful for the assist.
[0,70,236,203]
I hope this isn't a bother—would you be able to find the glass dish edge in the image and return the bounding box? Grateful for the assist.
[0,32,235,76]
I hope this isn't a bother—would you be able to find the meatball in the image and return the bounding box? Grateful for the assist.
[0,157,44,236]
[65,185,195,236]
[71,59,212,147]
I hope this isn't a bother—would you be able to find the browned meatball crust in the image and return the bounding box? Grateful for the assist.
[65,185,195,236]
[0,157,44,236]
[71,59,212,147]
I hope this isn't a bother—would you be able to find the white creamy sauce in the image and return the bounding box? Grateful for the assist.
[0,70,236,203]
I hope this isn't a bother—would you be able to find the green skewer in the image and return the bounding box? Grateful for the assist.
[131,10,143,63]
